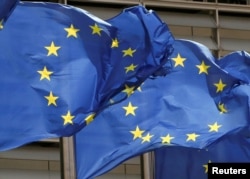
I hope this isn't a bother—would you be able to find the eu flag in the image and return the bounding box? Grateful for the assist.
[0,2,174,151]
[75,39,250,178]
[154,132,250,179]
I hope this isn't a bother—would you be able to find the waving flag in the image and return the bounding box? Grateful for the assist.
[75,39,250,178]
[0,2,174,151]
[154,132,250,179]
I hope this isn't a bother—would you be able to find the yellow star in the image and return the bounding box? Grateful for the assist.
[0,19,4,30]
[122,47,136,57]
[85,113,96,125]
[64,24,80,38]
[196,61,210,74]
[90,23,102,36]
[171,53,186,67]
[125,64,137,73]
[186,133,200,142]
[61,111,75,125]
[218,102,228,113]
[208,122,222,132]
[37,66,53,81]
[141,133,154,143]
[130,126,145,140]
[45,91,58,106]
[123,102,138,116]
[214,79,226,93]
[111,38,119,48]
[122,85,135,97]
[203,160,211,173]
[45,41,61,56]
[161,134,174,144]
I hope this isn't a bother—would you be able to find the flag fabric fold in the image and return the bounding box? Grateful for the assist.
[215,51,250,84]
[75,39,250,179]
[154,132,250,179]
[0,0,19,20]
[0,2,174,151]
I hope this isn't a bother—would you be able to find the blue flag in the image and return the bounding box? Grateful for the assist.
[0,2,174,151]
[154,132,250,179]
[0,0,18,20]
[75,39,250,178]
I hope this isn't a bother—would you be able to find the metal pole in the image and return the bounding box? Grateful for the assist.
[60,136,76,179]
[58,0,67,5]
[141,152,155,179]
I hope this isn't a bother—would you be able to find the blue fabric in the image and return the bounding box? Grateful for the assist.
[75,39,250,178]
[154,132,250,179]
[0,2,174,151]
[0,0,18,19]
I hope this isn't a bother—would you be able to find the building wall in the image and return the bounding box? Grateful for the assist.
[0,141,141,178]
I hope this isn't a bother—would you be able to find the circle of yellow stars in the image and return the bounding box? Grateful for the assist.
[35,23,110,126]
[125,52,228,146]
[29,20,141,126]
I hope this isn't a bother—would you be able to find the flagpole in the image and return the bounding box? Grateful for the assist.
[58,0,67,5]
[141,152,155,179]
[58,1,73,178]
[60,136,76,179]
